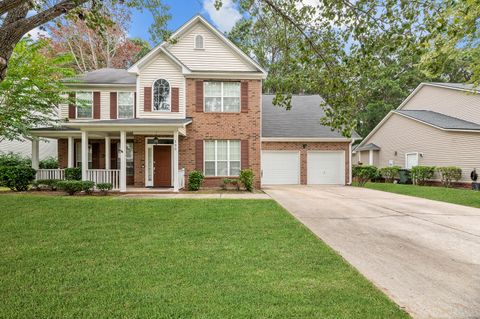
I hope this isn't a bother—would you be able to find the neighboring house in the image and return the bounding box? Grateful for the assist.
[31,15,356,191]
[0,139,57,160]
[354,82,480,182]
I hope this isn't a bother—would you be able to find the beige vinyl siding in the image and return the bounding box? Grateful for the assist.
[402,85,480,124]
[356,150,379,166]
[137,52,185,119]
[59,86,135,120]
[167,22,256,72]
[0,138,57,159]
[364,113,480,181]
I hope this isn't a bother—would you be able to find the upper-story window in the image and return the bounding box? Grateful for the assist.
[153,79,171,111]
[76,92,93,119]
[204,81,240,112]
[194,35,204,49]
[118,92,134,119]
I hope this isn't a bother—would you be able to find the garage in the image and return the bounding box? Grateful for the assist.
[307,151,345,185]
[261,151,300,184]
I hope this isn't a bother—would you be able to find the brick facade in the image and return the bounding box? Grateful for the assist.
[179,78,262,188]
[133,135,146,187]
[261,141,351,185]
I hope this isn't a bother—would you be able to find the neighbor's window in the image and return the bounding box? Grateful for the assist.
[204,140,240,176]
[204,81,240,112]
[194,35,204,49]
[75,142,92,168]
[117,142,134,176]
[118,92,134,119]
[153,79,170,111]
[76,92,93,119]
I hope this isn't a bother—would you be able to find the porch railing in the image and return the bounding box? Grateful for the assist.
[86,169,120,190]
[178,168,185,189]
[36,169,65,180]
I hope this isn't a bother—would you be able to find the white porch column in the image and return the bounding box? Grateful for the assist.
[369,149,374,165]
[105,136,111,170]
[173,130,179,192]
[31,139,39,170]
[119,131,127,192]
[67,136,74,168]
[81,131,88,180]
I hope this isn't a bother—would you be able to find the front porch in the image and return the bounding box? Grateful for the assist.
[31,119,191,192]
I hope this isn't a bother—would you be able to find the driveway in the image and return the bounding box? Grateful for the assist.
[265,185,480,319]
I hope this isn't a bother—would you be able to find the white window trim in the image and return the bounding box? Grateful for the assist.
[194,34,205,50]
[203,81,241,113]
[75,91,93,119]
[203,140,241,177]
[405,152,419,169]
[117,91,135,119]
[152,79,172,112]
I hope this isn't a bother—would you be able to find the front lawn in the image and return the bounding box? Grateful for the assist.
[0,195,408,318]
[365,182,480,208]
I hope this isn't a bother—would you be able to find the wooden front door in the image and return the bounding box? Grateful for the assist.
[153,145,172,187]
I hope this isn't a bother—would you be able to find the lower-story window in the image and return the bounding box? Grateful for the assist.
[204,140,240,176]
[118,142,134,176]
[75,142,92,168]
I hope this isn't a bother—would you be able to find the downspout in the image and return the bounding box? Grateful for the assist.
[348,139,353,185]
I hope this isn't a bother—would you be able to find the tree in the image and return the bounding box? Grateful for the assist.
[0,38,74,141]
[0,0,171,81]
[48,5,145,72]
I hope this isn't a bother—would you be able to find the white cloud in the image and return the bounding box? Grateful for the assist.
[203,0,242,32]
[25,26,49,40]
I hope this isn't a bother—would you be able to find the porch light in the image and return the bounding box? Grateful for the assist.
[152,136,160,145]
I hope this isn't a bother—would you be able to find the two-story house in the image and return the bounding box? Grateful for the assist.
[32,15,355,191]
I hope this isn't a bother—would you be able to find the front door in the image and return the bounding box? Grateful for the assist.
[153,145,172,187]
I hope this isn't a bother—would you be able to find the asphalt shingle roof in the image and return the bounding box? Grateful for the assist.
[262,95,358,139]
[394,110,480,131]
[64,68,136,85]
[354,143,381,152]
[429,82,480,92]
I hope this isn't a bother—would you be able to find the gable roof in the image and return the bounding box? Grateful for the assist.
[353,143,381,152]
[128,15,267,76]
[394,110,480,131]
[262,95,358,140]
[63,68,136,86]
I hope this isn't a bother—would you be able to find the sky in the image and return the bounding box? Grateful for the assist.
[129,0,243,43]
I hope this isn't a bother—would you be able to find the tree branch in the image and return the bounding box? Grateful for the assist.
[0,0,28,16]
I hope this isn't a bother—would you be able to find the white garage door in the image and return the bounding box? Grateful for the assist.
[307,151,345,185]
[262,151,300,184]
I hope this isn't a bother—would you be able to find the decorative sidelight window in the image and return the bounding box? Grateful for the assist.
[204,140,241,176]
[153,79,171,111]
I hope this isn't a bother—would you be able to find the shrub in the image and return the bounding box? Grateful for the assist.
[188,170,204,191]
[96,182,113,195]
[352,165,378,186]
[34,179,60,191]
[221,178,240,190]
[379,166,401,183]
[39,157,59,169]
[437,166,462,187]
[57,180,84,195]
[0,152,30,167]
[0,165,36,191]
[410,166,435,185]
[81,181,95,195]
[239,168,255,192]
[65,167,82,180]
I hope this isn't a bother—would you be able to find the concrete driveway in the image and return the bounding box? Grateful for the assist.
[264,185,480,319]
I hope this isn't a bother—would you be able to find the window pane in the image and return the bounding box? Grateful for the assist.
[204,140,215,161]
[118,92,133,105]
[229,140,240,161]
[153,79,170,111]
[118,104,133,119]
[204,82,221,96]
[217,140,228,160]
[223,97,240,112]
[230,161,240,176]
[217,161,228,176]
[147,148,153,181]
[76,92,93,118]
[223,82,240,97]
[205,97,221,112]
[205,161,215,176]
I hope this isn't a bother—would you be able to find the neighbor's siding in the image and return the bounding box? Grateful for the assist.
[137,52,185,119]
[402,85,480,124]
[364,113,480,181]
[0,139,57,159]
[167,22,256,72]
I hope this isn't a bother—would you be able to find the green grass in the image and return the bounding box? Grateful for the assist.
[0,194,408,319]
[365,182,480,208]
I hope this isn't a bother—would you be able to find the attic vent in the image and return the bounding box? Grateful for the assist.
[194,35,204,49]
